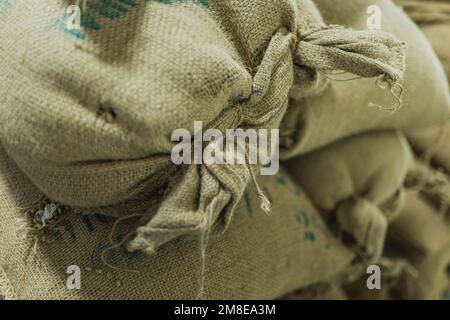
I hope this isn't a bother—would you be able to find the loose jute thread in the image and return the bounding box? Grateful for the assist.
[244,149,271,215]
[196,196,218,300]
[368,75,404,112]
[101,213,146,274]
[319,71,405,112]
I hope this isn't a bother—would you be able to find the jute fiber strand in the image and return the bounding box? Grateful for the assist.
[389,191,450,300]
[0,146,355,300]
[280,0,450,158]
[284,131,413,262]
[0,0,408,253]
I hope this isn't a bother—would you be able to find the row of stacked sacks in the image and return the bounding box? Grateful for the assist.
[340,0,450,301]
[286,0,450,300]
[0,0,450,299]
[402,0,450,300]
[285,0,450,300]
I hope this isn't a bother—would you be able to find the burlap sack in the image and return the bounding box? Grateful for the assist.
[0,0,408,253]
[395,0,450,78]
[388,191,450,300]
[280,0,450,158]
[284,131,413,262]
[0,145,355,300]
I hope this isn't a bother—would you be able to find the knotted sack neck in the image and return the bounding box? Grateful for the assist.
[128,17,407,255]
[13,2,407,258]
[292,24,406,111]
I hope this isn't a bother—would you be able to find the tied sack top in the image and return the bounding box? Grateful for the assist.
[0,0,405,254]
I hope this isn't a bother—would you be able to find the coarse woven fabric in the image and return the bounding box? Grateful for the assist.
[0,0,407,253]
[0,145,355,300]
[389,190,450,300]
[284,131,413,262]
[280,0,450,158]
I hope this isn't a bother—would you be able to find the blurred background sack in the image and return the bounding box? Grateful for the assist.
[284,131,413,263]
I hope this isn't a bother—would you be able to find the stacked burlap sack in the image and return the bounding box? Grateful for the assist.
[1,0,450,299]
[283,0,450,299]
[340,0,450,300]
[343,169,450,300]
[363,0,450,300]
[377,128,450,300]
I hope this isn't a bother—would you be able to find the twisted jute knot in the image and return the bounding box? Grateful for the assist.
[295,24,407,112]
